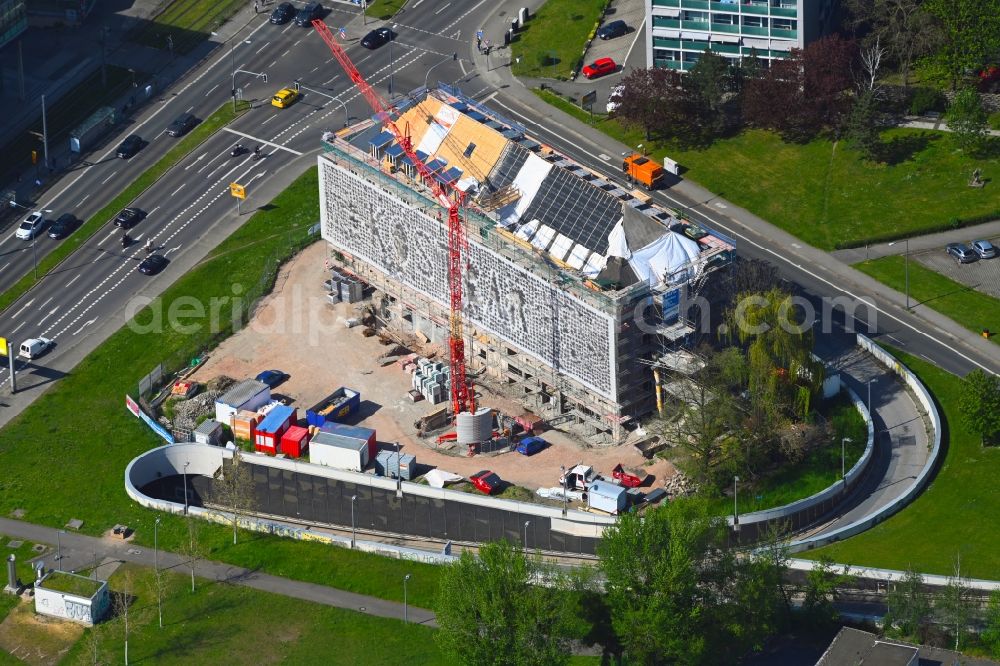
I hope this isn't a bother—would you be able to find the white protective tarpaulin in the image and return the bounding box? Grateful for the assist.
[628,231,700,286]
[424,469,463,488]
[416,121,449,156]
[604,218,630,260]
[497,151,553,227]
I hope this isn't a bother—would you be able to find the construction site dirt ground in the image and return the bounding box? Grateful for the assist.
[190,241,675,493]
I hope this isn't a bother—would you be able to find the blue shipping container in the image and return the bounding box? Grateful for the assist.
[306,386,361,427]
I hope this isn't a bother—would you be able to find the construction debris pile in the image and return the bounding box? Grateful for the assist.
[163,376,235,432]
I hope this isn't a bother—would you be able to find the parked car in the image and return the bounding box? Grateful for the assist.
[971,239,997,259]
[596,19,628,40]
[515,436,547,456]
[581,57,616,79]
[270,1,295,24]
[361,27,394,49]
[946,243,978,264]
[47,213,79,239]
[469,470,502,495]
[166,113,197,137]
[137,254,168,275]
[113,207,145,229]
[15,211,45,240]
[271,87,300,109]
[294,1,322,26]
[255,369,289,388]
[606,84,624,114]
[19,337,53,359]
[116,134,144,159]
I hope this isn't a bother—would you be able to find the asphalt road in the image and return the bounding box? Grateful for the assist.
[0,1,492,420]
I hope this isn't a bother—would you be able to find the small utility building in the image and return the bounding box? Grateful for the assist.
[587,480,628,515]
[310,430,370,471]
[215,379,270,425]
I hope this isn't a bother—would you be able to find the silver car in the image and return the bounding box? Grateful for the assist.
[971,239,997,259]
[946,243,978,264]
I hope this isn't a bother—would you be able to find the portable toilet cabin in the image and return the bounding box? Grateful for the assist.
[252,404,296,455]
[280,425,310,459]
[215,379,270,425]
[318,422,376,462]
[310,430,369,471]
[587,480,628,515]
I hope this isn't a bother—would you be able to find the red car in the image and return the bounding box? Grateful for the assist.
[582,57,616,79]
[469,470,502,495]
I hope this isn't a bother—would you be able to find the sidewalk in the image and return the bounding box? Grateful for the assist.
[831,219,1000,264]
[900,114,1000,137]
[466,11,1000,374]
[0,516,437,627]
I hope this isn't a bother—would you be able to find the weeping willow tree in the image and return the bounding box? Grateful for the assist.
[723,288,824,424]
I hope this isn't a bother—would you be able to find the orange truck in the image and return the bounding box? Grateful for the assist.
[622,154,665,190]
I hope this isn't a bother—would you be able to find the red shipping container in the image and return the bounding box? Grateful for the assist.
[280,425,310,459]
[252,405,297,455]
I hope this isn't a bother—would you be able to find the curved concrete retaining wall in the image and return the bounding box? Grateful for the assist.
[785,333,943,552]
[725,383,876,543]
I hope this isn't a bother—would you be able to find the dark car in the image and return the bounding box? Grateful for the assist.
[270,2,295,24]
[255,369,289,388]
[294,1,322,26]
[361,27,393,49]
[47,213,79,239]
[138,254,168,275]
[469,470,502,495]
[596,19,628,40]
[166,113,197,137]
[116,134,144,159]
[114,207,145,229]
[946,243,978,264]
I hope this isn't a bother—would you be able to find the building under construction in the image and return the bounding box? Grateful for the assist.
[318,85,735,445]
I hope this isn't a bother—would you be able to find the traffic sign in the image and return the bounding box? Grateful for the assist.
[580,90,597,110]
[230,182,246,199]
[0,337,7,356]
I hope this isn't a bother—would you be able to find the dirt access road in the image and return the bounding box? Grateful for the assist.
[192,241,675,491]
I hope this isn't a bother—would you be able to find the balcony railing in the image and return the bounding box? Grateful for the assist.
[710,22,740,33]
[770,28,798,39]
[770,5,797,17]
[741,3,769,14]
[709,1,739,11]
[681,19,710,30]
[680,0,709,9]
[652,16,680,28]
[740,25,769,35]
[710,42,741,54]
[652,0,680,5]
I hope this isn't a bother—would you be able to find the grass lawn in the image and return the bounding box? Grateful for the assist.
[1,66,135,186]
[703,393,868,516]
[988,111,1000,132]
[803,348,1000,578]
[511,0,608,80]
[55,564,453,665]
[365,0,407,20]
[130,0,246,54]
[0,102,245,313]
[0,166,448,610]
[854,256,1000,344]
[531,89,1000,250]
[0,535,43,624]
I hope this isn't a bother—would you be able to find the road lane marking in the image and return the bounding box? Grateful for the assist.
[222,127,304,155]
[77,194,90,206]
[442,0,490,31]
[99,170,119,185]
[37,306,59,325]
[207,83,220,94]
[148,206,160,217]
[435,1,451,14]
[72,318,97,335]
[489,96,994,374]
[65,274,81,288]
[262,114,277,124]
[39,297,53,309]
[269,59,277,67]
[185,153,207,170]
[281,49,290,57]
[102,229,117,244]
[11,298,35,319]
[256,41,270,54]
[186,105,194,113]
[10,321,25,335]
[170,183,187,197]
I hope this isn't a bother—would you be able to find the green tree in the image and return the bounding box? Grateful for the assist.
[844,0,939,87]
[212,449,256,544]
[685,50,732,141]
[800,555,855,628]
[935,556,973,650]
[599,497,787,665]
[885,566,931,639]
[947,87,990,154]
[981,590,1000,657]
[846,89,882,160]
[435,540,577,666]
[924,0,1000,89]
[958,369,1000,445]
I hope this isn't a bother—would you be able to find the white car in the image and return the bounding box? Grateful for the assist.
[15,212,45,240]
[19,337,53,359]
[607,85,624,114]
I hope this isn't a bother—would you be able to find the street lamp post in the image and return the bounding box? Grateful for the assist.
[424,53,457,91]
[733,476,740,532]
[841,438,851,486]
[560,466,568,516]
[56,530,62,569]
[403,574,411,623]
[154,517,162,628]
[154,517,160,572]
[183,461,190,514]
[868,379,873,419]
[8,201,51,280]
[350,495,357,548]
[294,80,349,127]
[523,520,530,551]
[904,238,910,309]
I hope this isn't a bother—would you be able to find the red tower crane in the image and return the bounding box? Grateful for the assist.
[312,19,476,419]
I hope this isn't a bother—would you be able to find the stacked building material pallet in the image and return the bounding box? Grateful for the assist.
[411,359,450,404]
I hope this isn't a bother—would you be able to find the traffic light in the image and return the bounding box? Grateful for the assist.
[31,150,37,165]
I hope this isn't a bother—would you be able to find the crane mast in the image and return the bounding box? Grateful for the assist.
[312,19,475,418]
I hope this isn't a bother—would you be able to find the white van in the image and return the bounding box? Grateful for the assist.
[19,337,52,359]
